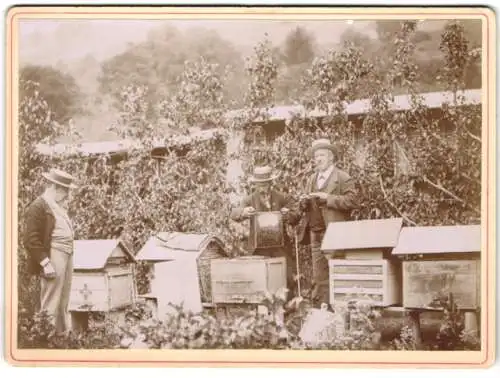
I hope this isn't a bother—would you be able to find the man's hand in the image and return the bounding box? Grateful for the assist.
[242,206,256,219]
[42,262,56,280]
[310,192,328,201]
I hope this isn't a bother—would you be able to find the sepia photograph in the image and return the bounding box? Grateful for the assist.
[4,5,496,368]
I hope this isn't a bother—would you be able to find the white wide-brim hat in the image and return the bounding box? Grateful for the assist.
[42,168,78,189]
[248,165,279,183]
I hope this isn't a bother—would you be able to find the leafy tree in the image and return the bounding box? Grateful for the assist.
[97,25,243,112]
[282,26,315,66]
[20,65,82,124]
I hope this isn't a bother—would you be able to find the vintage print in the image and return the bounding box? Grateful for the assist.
[5,6,496,368]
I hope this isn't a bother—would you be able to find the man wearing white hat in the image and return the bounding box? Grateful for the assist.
[230,165,301,296]
[299,139,358,306]
[23,168,78,333]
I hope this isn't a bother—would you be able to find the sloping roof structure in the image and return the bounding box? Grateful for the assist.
[73,239,136,270]
[321,217,403,252]
[135,232,228,262]
[391,224,481,255]
[35,89,481,158]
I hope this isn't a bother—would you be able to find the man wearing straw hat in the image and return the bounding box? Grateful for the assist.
[230,165,301,296]
[298,138,358,306]
[23,168,78,333]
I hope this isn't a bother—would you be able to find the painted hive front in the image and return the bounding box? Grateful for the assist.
[69,239,137,312]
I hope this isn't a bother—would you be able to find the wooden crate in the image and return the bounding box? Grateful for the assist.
[402,260,480,310]
[329,259,401,307]
[211,256,286,304]
[69,240,137,313]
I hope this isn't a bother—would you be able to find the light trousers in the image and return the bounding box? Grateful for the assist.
[40,248,73,333]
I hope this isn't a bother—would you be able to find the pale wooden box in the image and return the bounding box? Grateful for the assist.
[402,260,480,310]
[69,239,137,312]
[135,232,229,308]
[211,256,286,304]
[329,259,401,307]
[392,224,481,310]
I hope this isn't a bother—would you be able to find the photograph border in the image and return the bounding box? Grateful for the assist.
[4,5,497,368]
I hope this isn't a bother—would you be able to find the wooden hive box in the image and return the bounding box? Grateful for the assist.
[210,255,287,304]
[392,224,481,310]
[135,232,229,313]
[321,218,404,307]
[69,239,137,312]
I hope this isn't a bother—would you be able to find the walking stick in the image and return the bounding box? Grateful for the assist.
[294,227,301,298]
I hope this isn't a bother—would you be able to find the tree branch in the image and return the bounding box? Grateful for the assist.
[465,128,481,143]
[422,175,480,215]
[378,175,418,226]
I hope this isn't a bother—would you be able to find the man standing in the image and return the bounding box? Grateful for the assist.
[23,168,78,333]
[230,165,301,297]
[299,139,358,306]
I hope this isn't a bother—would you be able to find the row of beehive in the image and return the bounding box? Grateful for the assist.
[321,218,481,310]
[68,218,481,315]
[68,231,286,315]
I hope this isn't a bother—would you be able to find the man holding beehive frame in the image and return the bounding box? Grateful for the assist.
[298,139,358,307]
[23,168,78,333]
[230,165,301,297]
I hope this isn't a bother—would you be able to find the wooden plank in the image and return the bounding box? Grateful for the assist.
[332,274,384,281]
[333,287,384,295]
[403,260,480,309]
[333,280,384,289]
[344,249,384,260]
[332,265,384,275]
[108,274,136,310]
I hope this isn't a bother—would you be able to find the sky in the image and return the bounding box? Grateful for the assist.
[18,18,381,65]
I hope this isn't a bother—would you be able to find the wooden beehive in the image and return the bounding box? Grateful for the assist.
[135,232,229,309]
[328,259,400,307]
[322,218,404,307]
[210,256,286,304]
[69,239,137,312]
[392,224,481,310]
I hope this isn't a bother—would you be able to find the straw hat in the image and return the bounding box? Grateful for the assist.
[42,168,78,189]
[310,138,337,156]
[248,166,279,183]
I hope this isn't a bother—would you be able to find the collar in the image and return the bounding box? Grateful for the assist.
[317,165,335,180]
[42,190,67,214]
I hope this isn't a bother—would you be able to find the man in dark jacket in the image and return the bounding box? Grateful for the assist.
[230,165,301,297]
[23,168,78,333]
[298,139,358,306]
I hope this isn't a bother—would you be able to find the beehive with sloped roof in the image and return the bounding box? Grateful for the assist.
[69,239,137,312]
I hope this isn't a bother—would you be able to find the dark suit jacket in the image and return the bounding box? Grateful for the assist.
[303,166,358,226]
[22,196,56,276]
[230,189,300,255]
